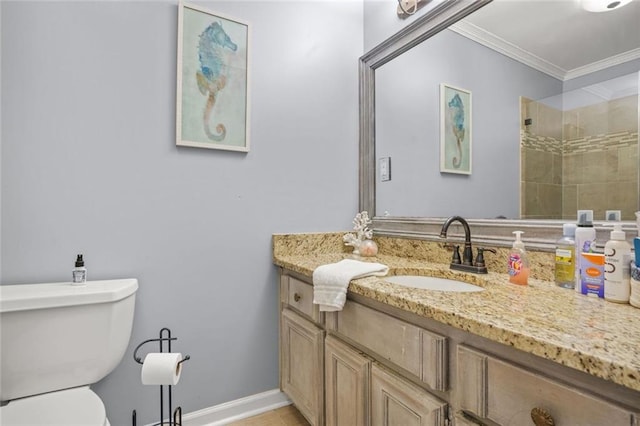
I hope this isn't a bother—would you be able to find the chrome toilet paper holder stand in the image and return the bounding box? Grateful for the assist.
[132,327,191,426]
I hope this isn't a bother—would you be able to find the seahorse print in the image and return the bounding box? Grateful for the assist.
[447,93,465,169]
[196,21,237,141]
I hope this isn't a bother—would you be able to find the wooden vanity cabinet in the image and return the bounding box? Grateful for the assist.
[326,299,449,425]
[324,334,448,426]
[280,272,448,426]
[279,270,450,426]
[278,268,640,426]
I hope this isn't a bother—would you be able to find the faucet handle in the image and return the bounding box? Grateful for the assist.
[475,247,496,268]
[451,245,461,264]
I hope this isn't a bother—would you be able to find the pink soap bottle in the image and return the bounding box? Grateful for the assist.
[508,231,529,285]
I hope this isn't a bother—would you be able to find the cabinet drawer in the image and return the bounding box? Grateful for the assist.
[457,345,639,426]
[330,301,448,391]
[282,275,322,323]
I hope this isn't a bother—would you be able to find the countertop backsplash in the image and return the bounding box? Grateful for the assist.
[273,232,555,282]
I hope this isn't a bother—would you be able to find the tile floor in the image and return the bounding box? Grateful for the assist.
[227,404,309,426]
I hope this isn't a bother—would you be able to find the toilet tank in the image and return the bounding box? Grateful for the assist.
[0,279,138,402]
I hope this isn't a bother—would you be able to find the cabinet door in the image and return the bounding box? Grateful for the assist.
[281,308,324,426]
[371,363,447,426]
[325,335,370,426]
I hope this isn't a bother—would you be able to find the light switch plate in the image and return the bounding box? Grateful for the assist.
[380,157,391,182]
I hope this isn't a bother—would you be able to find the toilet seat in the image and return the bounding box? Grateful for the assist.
[0,386,108,426]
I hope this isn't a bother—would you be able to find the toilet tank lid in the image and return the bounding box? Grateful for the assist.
[0,278,138,313]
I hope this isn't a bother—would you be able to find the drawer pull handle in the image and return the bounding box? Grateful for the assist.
[293,293,301,302]
[531,407,555,426]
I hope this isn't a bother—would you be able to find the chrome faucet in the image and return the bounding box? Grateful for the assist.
[439,216,495,274]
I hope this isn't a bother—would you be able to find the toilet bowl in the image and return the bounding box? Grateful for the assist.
[0,279,138,425]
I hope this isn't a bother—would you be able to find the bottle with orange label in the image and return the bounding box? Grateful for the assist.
[574,210,596,292]
[580,252,605,297]
[508,231,529,285]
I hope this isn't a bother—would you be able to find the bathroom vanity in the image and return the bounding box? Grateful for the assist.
[274,233,640,426]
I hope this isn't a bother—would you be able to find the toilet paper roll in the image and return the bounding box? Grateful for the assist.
[141,352,183,386]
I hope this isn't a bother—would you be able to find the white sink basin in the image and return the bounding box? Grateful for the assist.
[385,275,484,292]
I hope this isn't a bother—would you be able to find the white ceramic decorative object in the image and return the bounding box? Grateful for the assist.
[343,211,374,256]
[359,239,379,257]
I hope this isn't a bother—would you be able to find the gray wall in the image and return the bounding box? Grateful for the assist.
[0,1,362,425]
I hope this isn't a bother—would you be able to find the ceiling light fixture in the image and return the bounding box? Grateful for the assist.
[581,0,633,12]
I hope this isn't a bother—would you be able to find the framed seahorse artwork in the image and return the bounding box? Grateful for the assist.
[440,83,472,174]
[177,2,250,152]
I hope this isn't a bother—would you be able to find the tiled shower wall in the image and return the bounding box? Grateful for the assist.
[521,95,639,220]
[521,98,564,219]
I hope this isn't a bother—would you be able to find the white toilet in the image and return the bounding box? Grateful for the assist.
[0,278,138,425]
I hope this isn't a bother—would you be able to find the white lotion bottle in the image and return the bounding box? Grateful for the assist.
[574,210,596,292]
[604,223,631,303]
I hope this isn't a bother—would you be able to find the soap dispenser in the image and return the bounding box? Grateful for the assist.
[508,231,529,285]
[604,223,631,303]
[72,254,87,285]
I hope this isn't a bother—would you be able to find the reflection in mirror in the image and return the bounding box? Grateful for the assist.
[375,21,563,219]
[371,0,639,224]
[521,73,638,221]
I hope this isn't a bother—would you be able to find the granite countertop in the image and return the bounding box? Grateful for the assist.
[273,233,640,393]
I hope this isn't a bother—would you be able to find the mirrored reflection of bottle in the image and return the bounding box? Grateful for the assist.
[72,254,87,285]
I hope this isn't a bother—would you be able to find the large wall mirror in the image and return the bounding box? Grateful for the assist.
[360,0,639,248]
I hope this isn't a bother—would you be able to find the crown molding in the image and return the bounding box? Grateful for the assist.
[449,21,566,79]
[449,21,640,81]
[582,84,614,101]
[564,48,640,80]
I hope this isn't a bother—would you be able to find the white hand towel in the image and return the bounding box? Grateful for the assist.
[313,259,389,312]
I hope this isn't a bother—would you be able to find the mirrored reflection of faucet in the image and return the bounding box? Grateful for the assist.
[439,216,495,274]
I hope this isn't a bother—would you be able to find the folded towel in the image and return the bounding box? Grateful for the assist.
[313,259,389,312]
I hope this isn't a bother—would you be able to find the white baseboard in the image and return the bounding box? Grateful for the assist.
[180,389,291,426]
